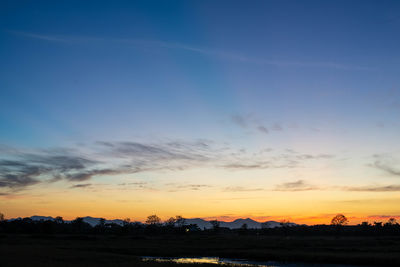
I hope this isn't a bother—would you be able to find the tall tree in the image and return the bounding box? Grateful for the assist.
[331,214,348,226]
[146,214,161,225]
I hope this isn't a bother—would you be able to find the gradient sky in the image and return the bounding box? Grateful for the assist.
[1,0,400,224]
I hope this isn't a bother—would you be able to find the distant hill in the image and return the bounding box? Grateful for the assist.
[77,216,125,227]
[186,218,298,229]
[185,218,212,229]
[9,215,298,229]
[30,215,56,221]
[220,218,261,229]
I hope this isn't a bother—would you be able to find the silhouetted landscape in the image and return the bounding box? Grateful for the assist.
[1,213,400,266]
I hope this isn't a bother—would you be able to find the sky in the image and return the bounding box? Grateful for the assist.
[1,0,400,224]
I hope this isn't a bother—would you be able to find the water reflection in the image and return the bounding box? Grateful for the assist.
[141,256,363,267]
[142,257,273,266]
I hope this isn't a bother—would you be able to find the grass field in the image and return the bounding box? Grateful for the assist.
[1,234,399,266]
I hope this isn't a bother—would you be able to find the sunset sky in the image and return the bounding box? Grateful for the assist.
[1,0,400,224]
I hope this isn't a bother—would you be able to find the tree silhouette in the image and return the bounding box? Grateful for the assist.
[238,223,248,235]
[331,214,348,226]
[280,219,291,227]
[386,218,397,226]
[146,214,161,225]
[55,216,64,224]
[165,217,177,227]
[175,215,186,227]
[0,212,4,222]
[73,217,84,224]
[123,218,131,226]
[210,220,220,231]
[72,217,85,232]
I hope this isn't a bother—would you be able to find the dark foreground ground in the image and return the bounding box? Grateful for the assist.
[1,234,399,267]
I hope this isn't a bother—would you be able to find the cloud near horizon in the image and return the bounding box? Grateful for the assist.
[0,138,339,194]
[4,140,399,196]
[341,185,400,192]
[223,186,264,192]
[3,140,399,197]
[274,180,320,191]
[273,179,400,192]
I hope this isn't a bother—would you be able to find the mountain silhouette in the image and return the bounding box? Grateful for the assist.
[10,215,298,229]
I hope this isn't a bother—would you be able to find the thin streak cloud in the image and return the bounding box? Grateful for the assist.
[223,186,264,192]
[274,180,320,191]
[341,185,400,192]
[8,31,373,71]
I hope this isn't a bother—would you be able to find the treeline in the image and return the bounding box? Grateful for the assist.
[0,214,399,236]
[0,216,197,235]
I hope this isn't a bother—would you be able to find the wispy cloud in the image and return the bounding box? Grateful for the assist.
[0,149,104,189]
[118,181,147,187]
[341,184,400,192]
[9,31,71,42]
[371,154,400,176]
[230,114,285,135]
[222,151,334,171]
[257,126,269,134]
[0,140,216,192]
[274,180,320,191]
[223,186,264,192]
[116,181,156,191]
[273,179,400,192]
[0,157,105,194]
[70,183,92,188]
[8,31,372,71]
[231,115,249,128]
[222,163,270,169]
[165,183,213,192]
[66,169,125,181]
[0,139,337,194]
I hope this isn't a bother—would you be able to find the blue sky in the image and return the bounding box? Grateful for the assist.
[1,0,400,222]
